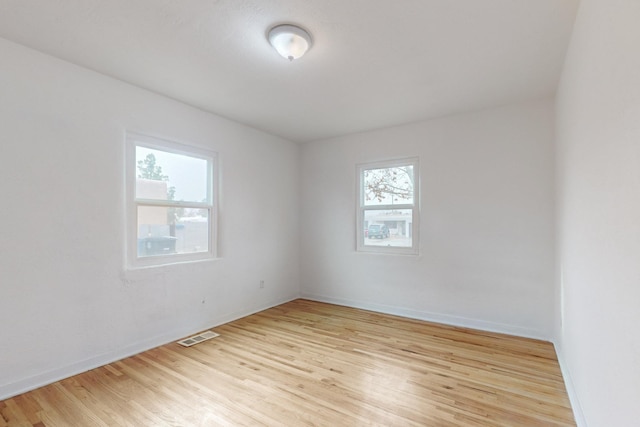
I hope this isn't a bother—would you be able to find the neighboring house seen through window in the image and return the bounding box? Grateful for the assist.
[126,133,217,267]
[357,158,419,254]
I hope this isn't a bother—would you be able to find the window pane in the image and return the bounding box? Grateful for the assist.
[136,146,208,203]
[137,206,209,257]
[363,209,413,248]
[363,165,414,206]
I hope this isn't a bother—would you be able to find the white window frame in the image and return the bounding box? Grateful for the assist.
[126,132,218,268]
[356,157,419,255]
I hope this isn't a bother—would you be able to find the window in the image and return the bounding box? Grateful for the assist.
[126,133,217,267]
[357,158,419,254]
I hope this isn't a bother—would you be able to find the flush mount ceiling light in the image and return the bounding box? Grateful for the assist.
[268,24,312,61]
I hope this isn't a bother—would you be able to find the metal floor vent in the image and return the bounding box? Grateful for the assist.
[177,330,220,347]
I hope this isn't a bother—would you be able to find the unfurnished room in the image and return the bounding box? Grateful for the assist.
[0,1,638,426]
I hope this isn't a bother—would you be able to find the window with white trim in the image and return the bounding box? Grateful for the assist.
[126,133,217,267]
[357,158,419,254]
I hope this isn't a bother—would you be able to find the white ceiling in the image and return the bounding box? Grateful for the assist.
[0,0,579,143]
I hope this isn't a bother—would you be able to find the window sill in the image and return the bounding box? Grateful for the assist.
[128,256,218,270]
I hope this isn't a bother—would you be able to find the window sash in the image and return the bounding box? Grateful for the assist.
[134,199,212,209]
[361,203,414,211]
[356,157,419,255]
[134,137,214,205]
[126,132,217,268]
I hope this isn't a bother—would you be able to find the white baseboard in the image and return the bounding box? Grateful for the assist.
[3,290,573,427]
[301,293,551,342]
[553,343,588,427]
[302,294,590,423]
[0,293,298,401]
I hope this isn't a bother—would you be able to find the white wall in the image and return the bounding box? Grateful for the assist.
[555,0,640,425]
[0,38,300,399]
[300,100,556,339]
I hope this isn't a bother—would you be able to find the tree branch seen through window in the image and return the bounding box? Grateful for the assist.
[364,166,414,204]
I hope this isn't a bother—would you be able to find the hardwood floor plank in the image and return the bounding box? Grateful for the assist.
[1,299,575,426]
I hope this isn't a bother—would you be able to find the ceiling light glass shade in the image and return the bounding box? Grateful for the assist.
[268,24,312,61]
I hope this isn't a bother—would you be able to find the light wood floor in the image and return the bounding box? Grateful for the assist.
[0,299,575,426]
